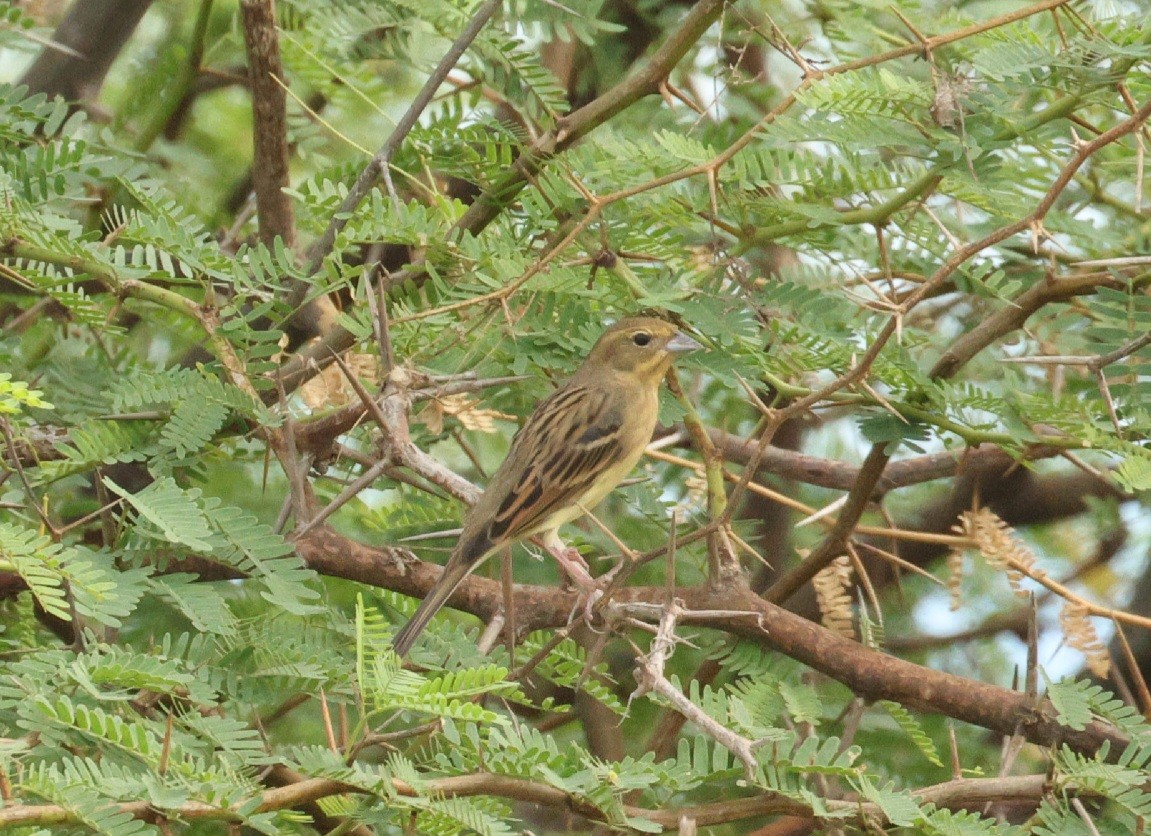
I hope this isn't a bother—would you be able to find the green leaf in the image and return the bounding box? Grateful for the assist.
[877,701,944,767]
[207,502,321,615]
[147,574,238,635]
[0,372,53,413]
[857,775,923,827]
[1046,678,1096,731]
[103,476,214,550]
[0,521,70,619]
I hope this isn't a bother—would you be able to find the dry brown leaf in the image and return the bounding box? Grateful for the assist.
[954,507,1044,599]
[813,554,855,640]
[416,393,510,435]
[299,352,379,409]
[1060,602,1110,678]
[946,546,964,612]
[416,398,447,435]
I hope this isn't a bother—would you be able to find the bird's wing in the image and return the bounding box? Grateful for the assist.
[485,384,624,544]
[393,385,621,656]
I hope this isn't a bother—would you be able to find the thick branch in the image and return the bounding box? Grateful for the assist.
[636,774,1051,829]
[292,527,1128,757]
[240,0,297,250]
[702,427,1064,493]
[18,0,153,102]
[0,768,1057,831]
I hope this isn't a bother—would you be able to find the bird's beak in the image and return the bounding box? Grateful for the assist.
[667,331,704,354]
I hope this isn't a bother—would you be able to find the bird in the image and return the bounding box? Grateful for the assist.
[392,316,703,656]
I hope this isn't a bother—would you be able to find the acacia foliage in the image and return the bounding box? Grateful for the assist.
[1,0,1151,832]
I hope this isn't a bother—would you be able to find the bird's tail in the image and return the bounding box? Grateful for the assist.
[392,557,475,656]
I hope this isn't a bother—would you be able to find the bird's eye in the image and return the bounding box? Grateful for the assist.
[632,332,652,347]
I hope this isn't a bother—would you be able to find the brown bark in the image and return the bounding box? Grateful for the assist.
[292,526,1130,759]
[239,0,296,251]
[19,0,154,102]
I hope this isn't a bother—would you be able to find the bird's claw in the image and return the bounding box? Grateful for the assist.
[545,544,596,591]
[565,577,612,632]
[584,585,605,626]
[546,542,618,630]
[562,546,591,574]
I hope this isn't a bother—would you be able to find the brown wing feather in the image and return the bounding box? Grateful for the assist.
[486,384,622,544]
[394,384,624,655]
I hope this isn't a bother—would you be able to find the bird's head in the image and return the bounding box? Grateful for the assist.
[580,316,703,385]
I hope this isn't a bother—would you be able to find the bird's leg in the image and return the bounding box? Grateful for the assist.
[537,531,595,590]
[538,531,605,626]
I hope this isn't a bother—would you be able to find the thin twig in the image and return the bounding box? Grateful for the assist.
[303,0,505,273]
[630,600,761,778]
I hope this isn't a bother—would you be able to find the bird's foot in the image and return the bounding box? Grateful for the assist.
[570,565,627,631]
[563,583,605,628]
[543,542,616,629]
[544,543,596,591]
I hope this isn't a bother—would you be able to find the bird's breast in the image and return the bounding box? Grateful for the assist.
[568,387,656,512]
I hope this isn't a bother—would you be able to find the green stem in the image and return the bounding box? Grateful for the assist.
[5,239,125,287]
[120,279,202,318]
[667,370,727,520]
[749,170,943,246]
[6,239,202,320]
[607,258,652,300]
[133,0,215,154]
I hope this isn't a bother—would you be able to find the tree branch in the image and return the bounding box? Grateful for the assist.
[302,0,505,274]
[274,0,728,394]
[18,0,154,102]
[292,527,1129,758]
[240,0,297,251]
